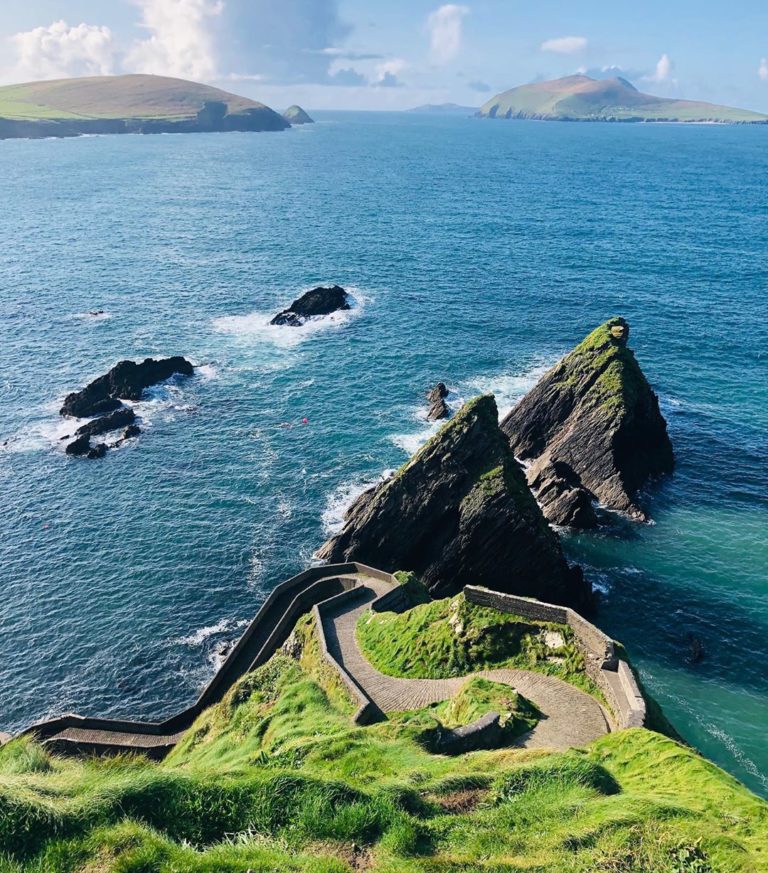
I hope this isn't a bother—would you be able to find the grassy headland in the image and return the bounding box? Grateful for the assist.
[1,608,766,872]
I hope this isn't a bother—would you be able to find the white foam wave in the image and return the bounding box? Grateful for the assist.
[464,361,553,418]
[195,363,219,382]
[176,617,249,648]
[213,288,368,348]
[322,469,396,534]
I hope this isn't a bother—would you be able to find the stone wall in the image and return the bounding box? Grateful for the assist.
[464,586,645,729]
[19,562,388,753]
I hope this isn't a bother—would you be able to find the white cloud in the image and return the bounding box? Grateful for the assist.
[540,36,588,55]
[9,20,117,82]
[759,58,768,82]
[646,52,673,83]
[427,4,469,65]
[126,0,223,81]
[375,57,407,86]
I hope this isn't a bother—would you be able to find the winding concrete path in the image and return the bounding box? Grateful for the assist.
[323,578,611,750]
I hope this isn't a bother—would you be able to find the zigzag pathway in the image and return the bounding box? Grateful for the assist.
[323,578,611,749]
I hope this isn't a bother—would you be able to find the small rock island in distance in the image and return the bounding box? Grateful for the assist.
[477,74,768,123]
[0,74,290,140]
[283,105,314,125]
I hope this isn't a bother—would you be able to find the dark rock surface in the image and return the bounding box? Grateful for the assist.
[501,317,673,525]
[87,443,108,460]
[65,434,92,457]
[426,382,450,421]
[75,407,137,439]
[317,395,589,607]
[270,286,351,326]
[61,357,194,418]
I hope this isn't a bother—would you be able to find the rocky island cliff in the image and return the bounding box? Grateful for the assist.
[501,318,673,526]
[317,394,589,607]
[0,74,289,140]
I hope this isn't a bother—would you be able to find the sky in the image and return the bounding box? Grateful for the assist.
[1,1,767,112]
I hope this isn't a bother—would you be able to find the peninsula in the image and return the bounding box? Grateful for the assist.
[0,74,290,140]
[477,74,768,123]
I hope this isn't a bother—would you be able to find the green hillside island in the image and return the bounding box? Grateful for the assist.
[1,580,767,873]
[477,74,768,123]
[0,74,290,140]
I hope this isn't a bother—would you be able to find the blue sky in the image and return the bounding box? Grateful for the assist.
[1,1,767,111]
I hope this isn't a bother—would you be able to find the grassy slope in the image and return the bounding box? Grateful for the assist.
[1,618,766,873]
[0,75,265,121]
[479,75,768,122]
[356,591,600,697]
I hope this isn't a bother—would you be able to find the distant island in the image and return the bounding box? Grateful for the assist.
[283,105,314,125]
[0,74,290,140]
[408,102,478,115]
[477,75,768,123]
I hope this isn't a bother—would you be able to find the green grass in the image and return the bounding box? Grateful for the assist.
[1,616,767,871]
[0,74,266,122]
[356,591,600,696]
[1,581,756,873]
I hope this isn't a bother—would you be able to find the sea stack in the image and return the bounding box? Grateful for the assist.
[270,286,351,326]
[501,318,673,526]
[317,395,589,607]
[426,382,450,421]
[283,105,314,125]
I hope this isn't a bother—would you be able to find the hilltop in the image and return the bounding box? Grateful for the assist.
[0,74,289,139]
[477,74,768,123]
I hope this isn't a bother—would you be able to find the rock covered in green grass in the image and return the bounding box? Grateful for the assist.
[283,105,315,125]
[317,395,589,606]
[501,317,673,526]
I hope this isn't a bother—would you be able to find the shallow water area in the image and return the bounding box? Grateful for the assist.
[0,113,766,795]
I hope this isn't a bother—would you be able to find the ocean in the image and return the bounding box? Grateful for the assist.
[0,112,766,796]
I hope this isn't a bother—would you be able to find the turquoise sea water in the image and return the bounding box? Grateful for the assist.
[0,113,766,795]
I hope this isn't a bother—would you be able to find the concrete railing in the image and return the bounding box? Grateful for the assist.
[464,586,646,729]
[19,563,388,754]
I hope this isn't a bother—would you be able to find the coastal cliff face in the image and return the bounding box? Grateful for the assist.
[317,395,589,606]
[501,318,673,525]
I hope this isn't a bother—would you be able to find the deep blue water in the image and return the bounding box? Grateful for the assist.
[1,113,766,795]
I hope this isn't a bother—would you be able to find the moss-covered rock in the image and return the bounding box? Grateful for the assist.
[501,317,673,525]
[317,395,589,606]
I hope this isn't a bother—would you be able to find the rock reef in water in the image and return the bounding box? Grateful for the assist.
[283,105,314,125]
[61,357,194,418]
[270,286,351,326]
[317,395,589,607]
[426,382,450,421]
[60,356,193,458]
[501,318,673,526]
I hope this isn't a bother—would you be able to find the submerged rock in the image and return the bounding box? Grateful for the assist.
[426,382,450,421]
[270,286,351,326]
[501,318,673,526]
[317,395,589,607]
[61,356,194,418]
[283,105,315,125]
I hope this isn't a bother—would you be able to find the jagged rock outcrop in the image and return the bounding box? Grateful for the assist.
[501,318,673,525]
[75,407,136,439]
[426,382,449,421]
[60,356,193,458]
[61,357,194,418]
[270,286,351,326]
[317,395,589,607]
